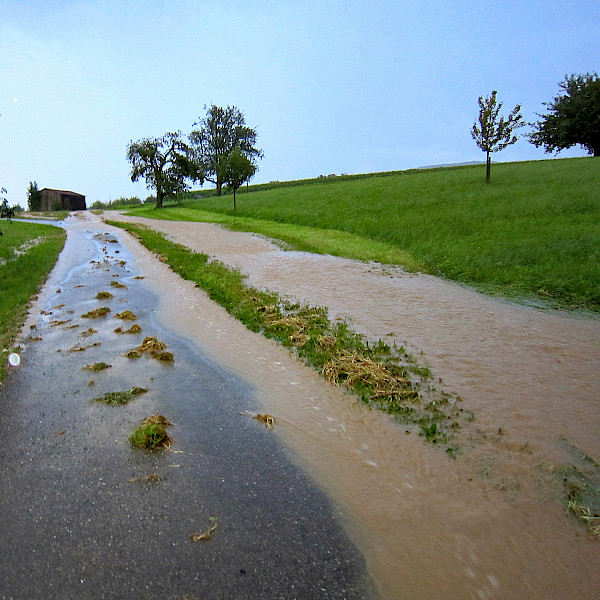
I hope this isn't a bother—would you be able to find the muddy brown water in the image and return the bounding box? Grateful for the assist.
[104,212,600,599]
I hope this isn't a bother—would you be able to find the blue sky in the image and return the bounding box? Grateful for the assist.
[0,0,598,206]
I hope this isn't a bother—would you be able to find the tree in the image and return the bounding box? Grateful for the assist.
[221,147,257,210]
[189,105,263,196]
[472,90,524,183]
[0,188,14,219]
[528,73,600,157]
[27,181,41,211]
[126,132,203,208]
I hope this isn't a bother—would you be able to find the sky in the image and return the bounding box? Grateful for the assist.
[0,0,598,207]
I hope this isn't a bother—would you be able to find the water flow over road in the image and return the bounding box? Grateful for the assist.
[107,212,600,600]
[0,213,374,599]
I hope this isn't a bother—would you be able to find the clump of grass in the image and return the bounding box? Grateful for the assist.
[83,362,111,372]
[95,291,113,300]
[81,307,110,318]
[93,386,147,405]
[81,327,98,337]
[126,336,173,362]
[129,414,173,449]
[154,351,174,363]
[114,310,137,320]
[110,280,127,289]
[114,323,142,334]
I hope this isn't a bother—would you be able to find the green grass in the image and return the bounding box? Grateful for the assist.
[0,221,66,381]
[123,158,600,310]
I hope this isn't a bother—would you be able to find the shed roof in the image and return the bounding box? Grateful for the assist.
[40,188,86,197]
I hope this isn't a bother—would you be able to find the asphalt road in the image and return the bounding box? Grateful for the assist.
[0,218,376,600]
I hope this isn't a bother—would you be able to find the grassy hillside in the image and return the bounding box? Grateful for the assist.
[124,158,600,311]
[0,221,66,381]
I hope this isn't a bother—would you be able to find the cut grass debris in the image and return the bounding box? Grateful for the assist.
[190,519,218,542]
[114,323,142,334]
[125,335,174,363]
[93,386,147,405]
[129,413,173,449]
[95,291,113,300]
[81,327,98,337]
[108,221,466,447]
[68,342,101,352]
[110,280,127,289]
[83,362,111,372]
[243,410,275,429]
[81,307,111,318]
[114,310,136,320]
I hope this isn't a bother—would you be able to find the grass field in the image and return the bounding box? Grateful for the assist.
[123,158,599,311]
[0,221,66,382]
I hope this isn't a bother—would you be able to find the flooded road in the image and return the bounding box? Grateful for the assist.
[107,212,600,600]
[0,213,374,599]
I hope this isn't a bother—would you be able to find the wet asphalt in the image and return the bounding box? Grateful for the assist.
[0,220,376,600]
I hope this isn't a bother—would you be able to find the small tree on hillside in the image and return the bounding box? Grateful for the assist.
[189,105,263,196]
[528,73,600,157]
[472,90,524,183]
[127,132,204,208]
[221,147,257,210]
[27,181,41,211]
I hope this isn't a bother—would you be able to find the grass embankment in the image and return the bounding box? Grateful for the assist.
[0,221,66,381]
[124,158,600,310]
[109,220,469,449]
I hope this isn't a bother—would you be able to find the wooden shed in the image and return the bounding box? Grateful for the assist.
[39,188,86,211]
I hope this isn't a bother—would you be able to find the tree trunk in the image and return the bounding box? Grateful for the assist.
[233,187,237,210]
[156,189,164,209]
[486,152,491,184]
[216,176,222,197]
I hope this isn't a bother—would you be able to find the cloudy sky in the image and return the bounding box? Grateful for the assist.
[0,0,598,206]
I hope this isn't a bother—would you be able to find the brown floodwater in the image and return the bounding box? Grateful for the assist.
[106,213,600,599]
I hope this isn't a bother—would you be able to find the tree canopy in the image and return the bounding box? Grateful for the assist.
[189,105,263,196]
[220,147,257,210]
[528,73,600,157]
[472,90,524,183]
[126,132,203,208]
[27,181,41,212]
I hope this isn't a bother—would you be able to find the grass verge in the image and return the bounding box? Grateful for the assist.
[123,158,600,311]
[109,220,469,448]
[0,221,66,382]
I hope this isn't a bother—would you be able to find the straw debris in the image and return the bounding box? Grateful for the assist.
[94,386,147,405]
[81,307,111,319]
[114,310,137,320]
[114,323,142,335]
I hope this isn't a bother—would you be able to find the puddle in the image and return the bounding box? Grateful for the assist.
[106,213,600,600]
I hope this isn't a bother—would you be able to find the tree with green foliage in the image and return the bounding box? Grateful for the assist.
[220,147,257,210]
[27,181,41,211]
[528,73,600,157]
[126,132,204,208]
[189,105,263,196]
[1,188,14,219]
[472,90,524,183]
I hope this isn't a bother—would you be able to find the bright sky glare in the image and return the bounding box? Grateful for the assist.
[0,0,598,206]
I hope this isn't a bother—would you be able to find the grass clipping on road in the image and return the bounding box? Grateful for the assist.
[108,220,469,449]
